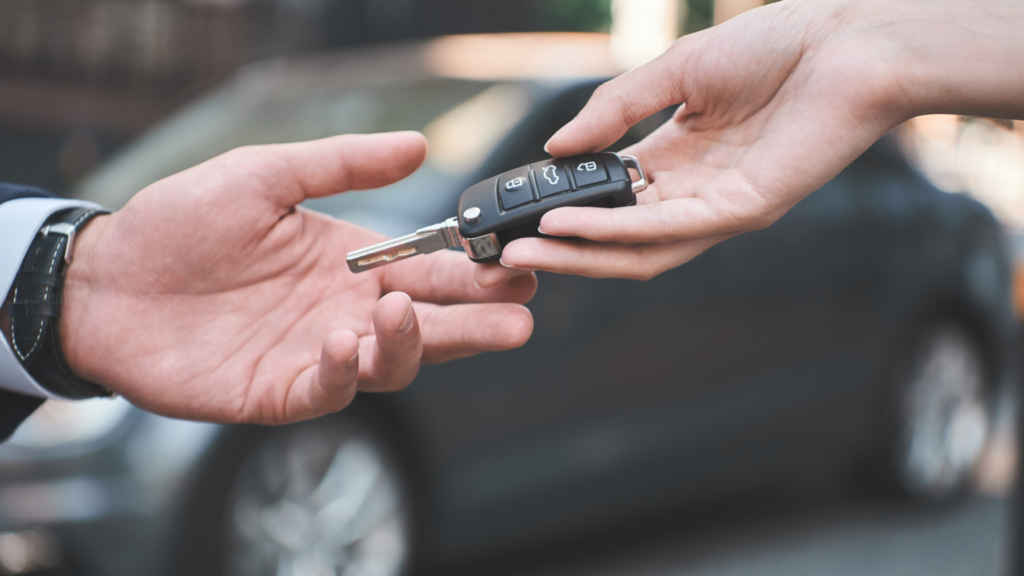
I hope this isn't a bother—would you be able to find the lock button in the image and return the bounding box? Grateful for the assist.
[498,168,534,210]
[570,156,609,187]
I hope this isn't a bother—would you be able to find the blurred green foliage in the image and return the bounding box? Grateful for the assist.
[534,0,613,32]
[683,0,713,34]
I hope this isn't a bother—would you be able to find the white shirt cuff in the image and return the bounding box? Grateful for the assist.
[0,198,106,399]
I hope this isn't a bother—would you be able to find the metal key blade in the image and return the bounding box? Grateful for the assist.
[346,217,462,273]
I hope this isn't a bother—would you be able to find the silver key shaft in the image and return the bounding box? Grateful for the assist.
[347,217,462,273]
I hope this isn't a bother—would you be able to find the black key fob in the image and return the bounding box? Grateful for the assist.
[346,152,647,273]
[456,152,647,263]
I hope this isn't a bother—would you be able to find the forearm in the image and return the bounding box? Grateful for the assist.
[838,0,1024,121]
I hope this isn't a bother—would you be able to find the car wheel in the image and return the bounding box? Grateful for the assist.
[887,322,992,501]
[221,414,412,576]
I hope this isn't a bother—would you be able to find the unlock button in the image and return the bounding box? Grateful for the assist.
[571,156,609,187]
[498,168,534,210]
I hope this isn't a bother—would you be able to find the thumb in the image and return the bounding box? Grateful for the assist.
[545,40,690,157]
[252,131,428,209]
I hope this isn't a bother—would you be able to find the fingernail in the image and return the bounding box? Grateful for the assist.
[500,258,537,272]
[500,257,512,268]
[397,306,415,334]
[345,351,359,367]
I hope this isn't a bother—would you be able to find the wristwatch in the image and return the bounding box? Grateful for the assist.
[9,207,111,398]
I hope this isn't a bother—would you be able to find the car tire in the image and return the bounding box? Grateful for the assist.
[220,412,413,576]
[171,409,414,576]
[881,321,993,502]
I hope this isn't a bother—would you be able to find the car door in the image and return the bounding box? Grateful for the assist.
[394,86,901,559]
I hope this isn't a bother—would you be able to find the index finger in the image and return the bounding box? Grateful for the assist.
[544,39,691,157]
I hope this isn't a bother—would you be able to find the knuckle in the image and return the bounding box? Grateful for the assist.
[248,403,287,427]
[753,212,782,231]
[595,82,639,126]
[364,357,420,393]
[624,243,678,282]
[224,144,259,163]
[733,210,774,233]
[650,208,682,243]
[326,385,358,412]
[381,371,418,393]
[625,244,658,281]
[593,80,616,100]
[634,267,660,282]
[662,35,693,66]
[610,90,645,127]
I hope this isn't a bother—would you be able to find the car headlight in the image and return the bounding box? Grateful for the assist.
[7,397,134,450]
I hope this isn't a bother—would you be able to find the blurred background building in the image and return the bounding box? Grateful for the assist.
[0,0,614,193]
[9,0,1023,240]
[0,0,721,194]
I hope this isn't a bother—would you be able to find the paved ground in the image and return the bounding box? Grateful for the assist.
[481,391,1018,576]
[485,494,1010,576]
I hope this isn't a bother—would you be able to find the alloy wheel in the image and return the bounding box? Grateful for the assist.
[224,418,410,576]
[895,324,990,500]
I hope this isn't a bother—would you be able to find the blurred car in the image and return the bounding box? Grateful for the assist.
[0,34,1016,576]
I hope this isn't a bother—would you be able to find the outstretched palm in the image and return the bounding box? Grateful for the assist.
[504,0,908,279]
[61,133,536,424]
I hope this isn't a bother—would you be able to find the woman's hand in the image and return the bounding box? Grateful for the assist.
[501,0,1024,280]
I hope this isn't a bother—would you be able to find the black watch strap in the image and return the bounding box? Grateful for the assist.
[9,207,111,399]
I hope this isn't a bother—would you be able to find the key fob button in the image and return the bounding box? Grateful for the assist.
[531,161,571,198]
[498,169,534,210]
[571,156,609,187]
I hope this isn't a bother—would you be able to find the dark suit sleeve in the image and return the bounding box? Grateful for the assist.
[0,182,56,441]
[0,392,44,441]
[0,182,54,204]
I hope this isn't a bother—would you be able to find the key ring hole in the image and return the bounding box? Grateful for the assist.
[620,155,648,193]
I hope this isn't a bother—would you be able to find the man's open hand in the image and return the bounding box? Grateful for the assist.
[58,132,536,424]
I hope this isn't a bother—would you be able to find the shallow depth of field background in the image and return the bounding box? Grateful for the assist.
[1,1,1023,575]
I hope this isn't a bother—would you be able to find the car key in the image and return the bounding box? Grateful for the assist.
[346,152,647,273]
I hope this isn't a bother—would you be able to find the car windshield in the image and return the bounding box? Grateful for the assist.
[76,73,545,236]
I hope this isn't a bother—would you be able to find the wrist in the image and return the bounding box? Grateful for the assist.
[6,208,112,399]
[847,0,1024,121]
[58,214,112,387]
[775,0,921,134]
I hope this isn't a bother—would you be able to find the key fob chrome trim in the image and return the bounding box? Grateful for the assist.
[461,232,501,261]
[621,154,648,193]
